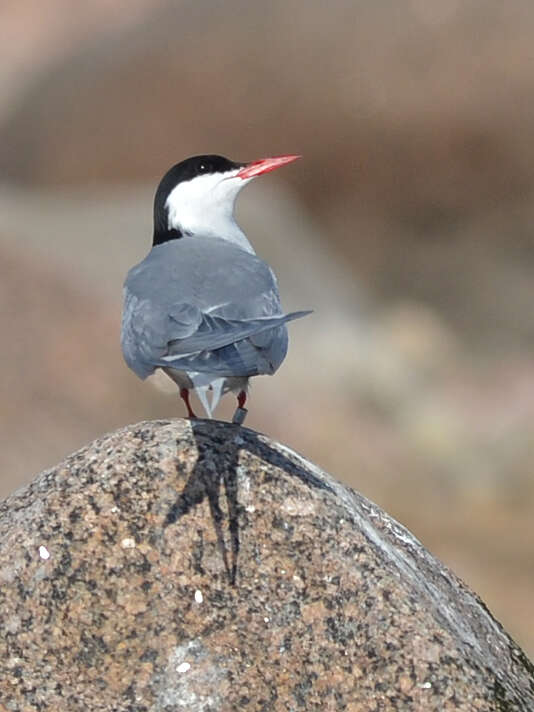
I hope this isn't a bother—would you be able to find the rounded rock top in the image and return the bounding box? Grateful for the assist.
[0,419,532,711]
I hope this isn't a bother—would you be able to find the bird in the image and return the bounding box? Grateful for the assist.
[121,153,311,424]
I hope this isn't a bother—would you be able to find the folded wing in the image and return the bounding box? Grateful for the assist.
[121,236,311,381]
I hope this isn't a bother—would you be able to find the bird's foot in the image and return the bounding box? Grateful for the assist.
[232,390,248,424]
[232,406,248,425]
[180,388,197,419]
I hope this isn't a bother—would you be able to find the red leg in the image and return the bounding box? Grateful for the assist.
[237,390,247,409]
[180,388,197,419]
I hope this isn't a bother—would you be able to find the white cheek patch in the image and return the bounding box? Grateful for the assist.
[165,173,219,230]
[165,171,242,233]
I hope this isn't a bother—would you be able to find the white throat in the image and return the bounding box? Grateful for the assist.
[165,171,255,253]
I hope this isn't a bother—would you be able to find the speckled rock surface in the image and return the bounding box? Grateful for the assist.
[0,420,533,711]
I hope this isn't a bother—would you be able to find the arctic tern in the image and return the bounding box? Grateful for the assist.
[121,153,310,423]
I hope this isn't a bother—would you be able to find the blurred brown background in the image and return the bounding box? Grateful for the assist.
[1,0,533,658]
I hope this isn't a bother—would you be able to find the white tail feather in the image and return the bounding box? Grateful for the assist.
[209,378,225,414]
[194,385,212,418]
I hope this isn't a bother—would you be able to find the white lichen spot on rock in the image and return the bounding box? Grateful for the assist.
[194,590,203,604]
[121,537,136,549]
[38,545,50,560]
[157,639,228,711]
[5,615,21,634]
[281,496,316,517]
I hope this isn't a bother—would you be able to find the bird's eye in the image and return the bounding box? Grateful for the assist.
[199,164,205,171]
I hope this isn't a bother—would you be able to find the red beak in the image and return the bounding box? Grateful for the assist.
[236,154,301,180]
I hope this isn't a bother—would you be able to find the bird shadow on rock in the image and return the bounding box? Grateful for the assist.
[163,419,241,585]
[162,418,332,586]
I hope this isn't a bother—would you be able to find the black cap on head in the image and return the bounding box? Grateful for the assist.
[153,155,243,245]
[165,155,243,183]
